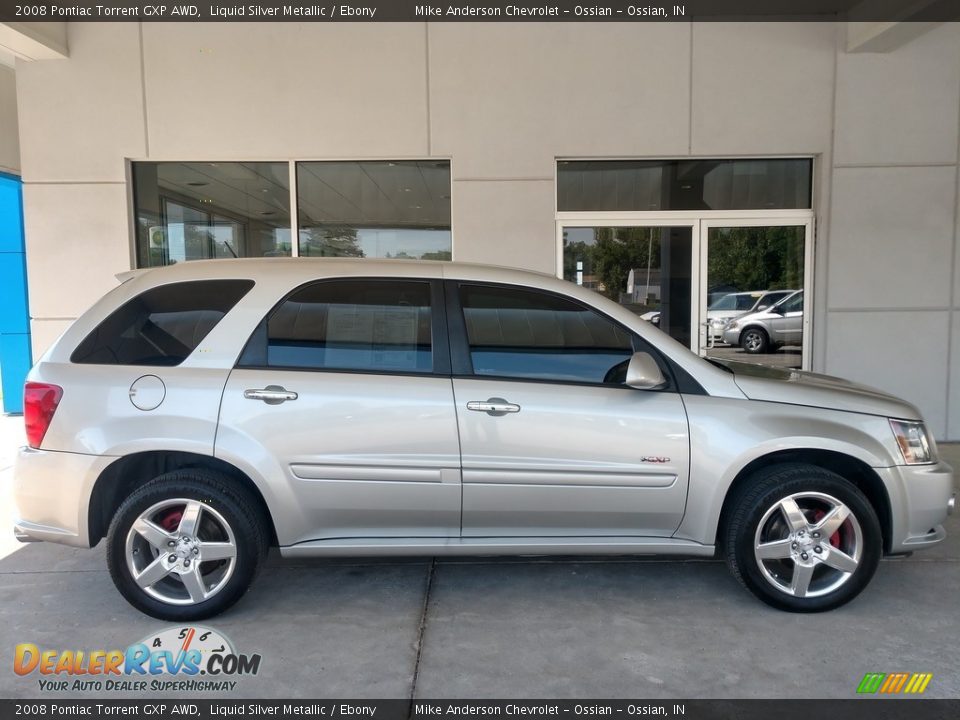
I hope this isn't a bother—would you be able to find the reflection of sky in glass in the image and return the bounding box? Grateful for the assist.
[564,227,597,245]
[357,229,452,258]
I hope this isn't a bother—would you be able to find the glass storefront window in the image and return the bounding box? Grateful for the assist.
[296,161,451,260]
[563,226,693,349]
[557,158,812,212]
[703,225,806,369]
[132,162,292,267]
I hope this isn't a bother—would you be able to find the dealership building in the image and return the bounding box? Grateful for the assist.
[0,18,959,439]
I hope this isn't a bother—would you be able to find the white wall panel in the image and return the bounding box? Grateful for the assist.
[691,22,836,155]
[834,22,960,167]
[0,66,19,175]
[430,23,691,179]
[827,166,955,309]
[23,183,130,325]
[142,23,428,159]
[451,179,555,274]
[825,310,949,439]
[15,23,145,182]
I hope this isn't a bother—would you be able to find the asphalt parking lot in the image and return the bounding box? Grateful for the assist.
[1,413,957,700]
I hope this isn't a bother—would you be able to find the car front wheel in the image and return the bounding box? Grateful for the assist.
[106,469,267,620]
[724,464,882,612]
[740,327,769,354]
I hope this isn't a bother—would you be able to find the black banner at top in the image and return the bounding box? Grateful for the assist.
[1,0,959,22]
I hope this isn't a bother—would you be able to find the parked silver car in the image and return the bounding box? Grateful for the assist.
[722,290,804,354]
[13,260,955,619]
[706,289,796,343]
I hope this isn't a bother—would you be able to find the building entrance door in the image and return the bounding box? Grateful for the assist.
[558,217,813,369]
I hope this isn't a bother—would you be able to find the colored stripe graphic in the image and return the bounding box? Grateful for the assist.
[857,672,932,694]
[857,673,886,693]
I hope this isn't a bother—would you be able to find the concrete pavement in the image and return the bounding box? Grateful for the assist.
[1,413,957,699]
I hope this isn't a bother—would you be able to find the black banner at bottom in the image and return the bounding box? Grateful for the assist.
[2,700,959,720]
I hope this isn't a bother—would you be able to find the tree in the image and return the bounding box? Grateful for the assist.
[299,225,365,257]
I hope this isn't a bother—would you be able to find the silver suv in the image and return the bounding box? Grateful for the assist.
[722,290,804,354]
[13,260,955,619]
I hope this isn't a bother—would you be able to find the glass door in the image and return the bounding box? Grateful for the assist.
[560,224,697,350]
[699,220,812,370]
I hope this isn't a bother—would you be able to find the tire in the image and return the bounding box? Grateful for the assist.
[740,327,769,354]
[723,463,882,612]
[106,469,268,620]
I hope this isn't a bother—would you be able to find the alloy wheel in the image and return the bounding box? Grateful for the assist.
[752,491,863,598]
[124,498,238,605]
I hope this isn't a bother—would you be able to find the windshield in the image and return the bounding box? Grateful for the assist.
[708,294,739,311]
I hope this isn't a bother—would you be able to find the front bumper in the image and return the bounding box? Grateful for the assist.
[12,446,114,548]
[876,459,955,554]
[721,327,741,346]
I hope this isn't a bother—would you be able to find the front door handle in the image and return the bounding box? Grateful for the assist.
[244,385,298,405]
[466,397,521,417]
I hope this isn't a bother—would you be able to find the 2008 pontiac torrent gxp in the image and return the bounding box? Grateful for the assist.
[13,259,956,619]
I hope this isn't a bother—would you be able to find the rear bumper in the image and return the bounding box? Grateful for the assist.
[877,459,955,554]
[12,446,113,548]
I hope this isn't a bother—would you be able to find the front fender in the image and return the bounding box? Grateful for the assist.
[676,394,901,546]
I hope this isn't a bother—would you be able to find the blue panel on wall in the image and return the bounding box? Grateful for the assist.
[0,172,32,414]
[0,334,30,413]
[0,252,29,334]
[0,173,24,253]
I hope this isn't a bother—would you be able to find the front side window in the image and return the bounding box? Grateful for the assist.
[459,284,635,385]
[71,280,254,366]
[262,280,433,373]
[777,291,804,314]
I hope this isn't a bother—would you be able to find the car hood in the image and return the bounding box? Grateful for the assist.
[713,360,922,420]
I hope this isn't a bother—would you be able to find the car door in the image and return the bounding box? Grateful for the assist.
[770,291,804,345]
[448,281,691,538]
[216,277,461,546]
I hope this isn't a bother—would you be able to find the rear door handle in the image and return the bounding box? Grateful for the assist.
[466,398,521,416]
[244,385,298,405]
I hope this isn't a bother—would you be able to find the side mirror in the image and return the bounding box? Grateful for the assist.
[626,351,667,390]
[769,304,784,315]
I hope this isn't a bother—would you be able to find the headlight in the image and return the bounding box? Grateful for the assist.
[726,320,740,331]
[710,318,726,328]
[889,419,935,464]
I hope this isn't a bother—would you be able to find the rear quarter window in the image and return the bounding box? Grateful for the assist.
[70,279,254,366]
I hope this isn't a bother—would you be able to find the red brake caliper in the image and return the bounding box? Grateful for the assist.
[810,509,841,547]
[158,507,183,534]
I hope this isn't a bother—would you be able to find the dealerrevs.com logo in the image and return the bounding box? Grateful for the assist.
[14,626,261,693]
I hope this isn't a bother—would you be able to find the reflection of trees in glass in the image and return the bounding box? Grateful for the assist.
[299,225,365,257]
[421,250,452,261]
[564,228,660,301]
[708,227,804,292]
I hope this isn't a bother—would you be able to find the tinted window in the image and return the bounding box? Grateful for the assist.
[460,285,634,384]
[557,158,812,212]
[264,280,432,373]
[71,280,254,366]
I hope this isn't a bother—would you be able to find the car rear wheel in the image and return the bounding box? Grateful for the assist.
[724,464,882,612]
[106,469,267,620]
[741,327,769,354]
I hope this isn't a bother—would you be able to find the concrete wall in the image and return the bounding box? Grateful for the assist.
[823,22,960,440]
[12,21,960,438]
[0,65,18,175]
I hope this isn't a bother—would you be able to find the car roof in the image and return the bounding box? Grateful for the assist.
[118,257,556,284]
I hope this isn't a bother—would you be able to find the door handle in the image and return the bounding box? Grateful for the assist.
[466,398,521,416]
[244,385,298,405]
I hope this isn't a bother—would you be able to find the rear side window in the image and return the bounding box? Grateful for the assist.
[259,280,433,373]
[71,279,254,366]
[459,284,635,384]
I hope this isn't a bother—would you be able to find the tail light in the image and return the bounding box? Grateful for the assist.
[24,382,63,449]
